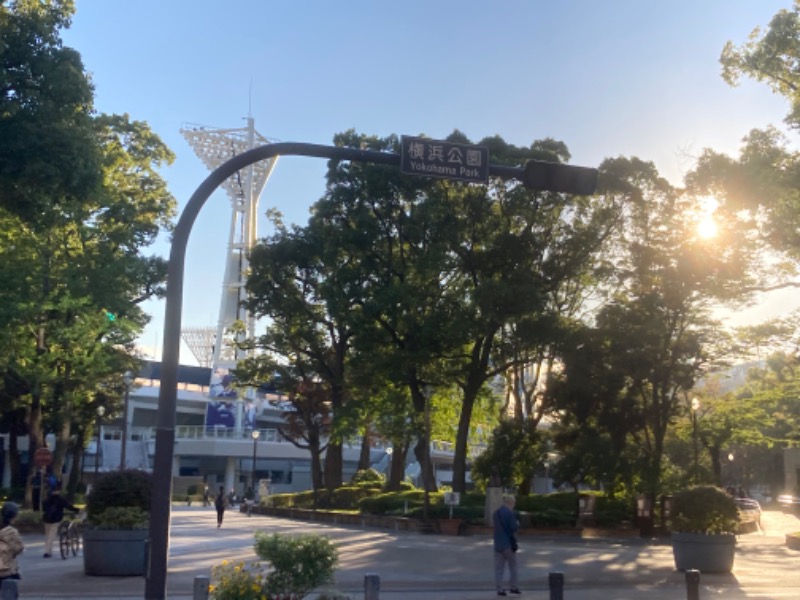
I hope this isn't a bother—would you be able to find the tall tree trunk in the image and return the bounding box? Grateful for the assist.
[357,426,372,472]
[452,337,493,493]
[516,420,537,496]
[25,391,45,509]
[310,448,324,493]
[54,396,73,482]
[323,379,346,489]
[323,440,343,490]
[66,429,85,502]
[452,389,476,494]
[387,440,409,491]
[709,443,722,486]
[409,381,436,493]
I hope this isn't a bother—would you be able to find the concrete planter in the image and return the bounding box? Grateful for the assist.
[786,533,800,550]
[83,529,149,576]
[437,519,463,536]
[671,531,736,573]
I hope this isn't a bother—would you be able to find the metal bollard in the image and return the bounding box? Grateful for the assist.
[0,578,19,600]
[549,571,564,600]
[193,575,210,600]
[365,572,380,600]
[685,569,700,600]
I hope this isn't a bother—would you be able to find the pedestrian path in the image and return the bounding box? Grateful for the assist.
[10,506,800,599]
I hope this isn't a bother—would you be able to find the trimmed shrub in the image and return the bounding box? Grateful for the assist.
[595,495,635,527]
[329,486,378,509]
[86,469,152,523]
[527,508,575,528]
[359,490,430,515]
[516,491,577,514]
[13,509,42,533]
[350,468,384,487]
[90,506,148,530]
[269,493,295,508]
[671,485,738,534]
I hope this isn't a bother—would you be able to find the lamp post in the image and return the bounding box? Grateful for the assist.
[691,397,700,483]
[250,429,260,495]
[95,405,105,477]
[423,386,431,524]
[120,370,134,470]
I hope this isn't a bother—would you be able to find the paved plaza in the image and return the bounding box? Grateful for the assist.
[9,506,800,599]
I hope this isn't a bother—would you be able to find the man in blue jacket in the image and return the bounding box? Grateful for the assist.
[493,494,520,596]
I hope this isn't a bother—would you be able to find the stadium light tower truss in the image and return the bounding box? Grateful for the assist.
[179,326,216,368]
[180,119,279,373]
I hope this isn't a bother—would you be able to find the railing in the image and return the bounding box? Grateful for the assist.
[135,425,465,456]
[170,426,285,441]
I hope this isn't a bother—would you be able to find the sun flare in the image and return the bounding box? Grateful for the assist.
[695,196,719,239]
[697,216,718,239]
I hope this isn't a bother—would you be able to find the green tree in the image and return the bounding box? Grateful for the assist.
[0,1,175,503]
[238,210,356,490]
[721,1,800,131]
[317,131,617,495]
[569,156,756,496]
[0,0,100,222]
[471,418,545,491]
[711,4,800,270]
[547,324,636,495]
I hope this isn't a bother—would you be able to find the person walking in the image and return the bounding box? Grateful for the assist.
[203,484,210,507]
[0,502,24,592]
[42,483,79,558]
[493,494,521,596]
[214,485,226,528]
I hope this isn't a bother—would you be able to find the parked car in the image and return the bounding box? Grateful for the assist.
[734,497,761,531]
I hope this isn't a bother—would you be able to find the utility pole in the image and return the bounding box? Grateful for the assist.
[120,371,134,470]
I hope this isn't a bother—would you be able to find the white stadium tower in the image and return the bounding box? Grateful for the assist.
[179,119,278,377]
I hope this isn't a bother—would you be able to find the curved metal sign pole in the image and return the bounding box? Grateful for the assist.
[144,142,526,599]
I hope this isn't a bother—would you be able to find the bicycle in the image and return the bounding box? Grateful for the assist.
[58,512,85,559]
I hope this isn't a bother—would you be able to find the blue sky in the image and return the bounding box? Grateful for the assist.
[62,0,795,364]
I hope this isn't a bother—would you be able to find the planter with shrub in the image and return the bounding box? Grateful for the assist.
[83,469,152,576]
[786,532,800,550]
[670,485,738,573]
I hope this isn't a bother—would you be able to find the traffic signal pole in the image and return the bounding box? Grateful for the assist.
[144,141,596,599]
